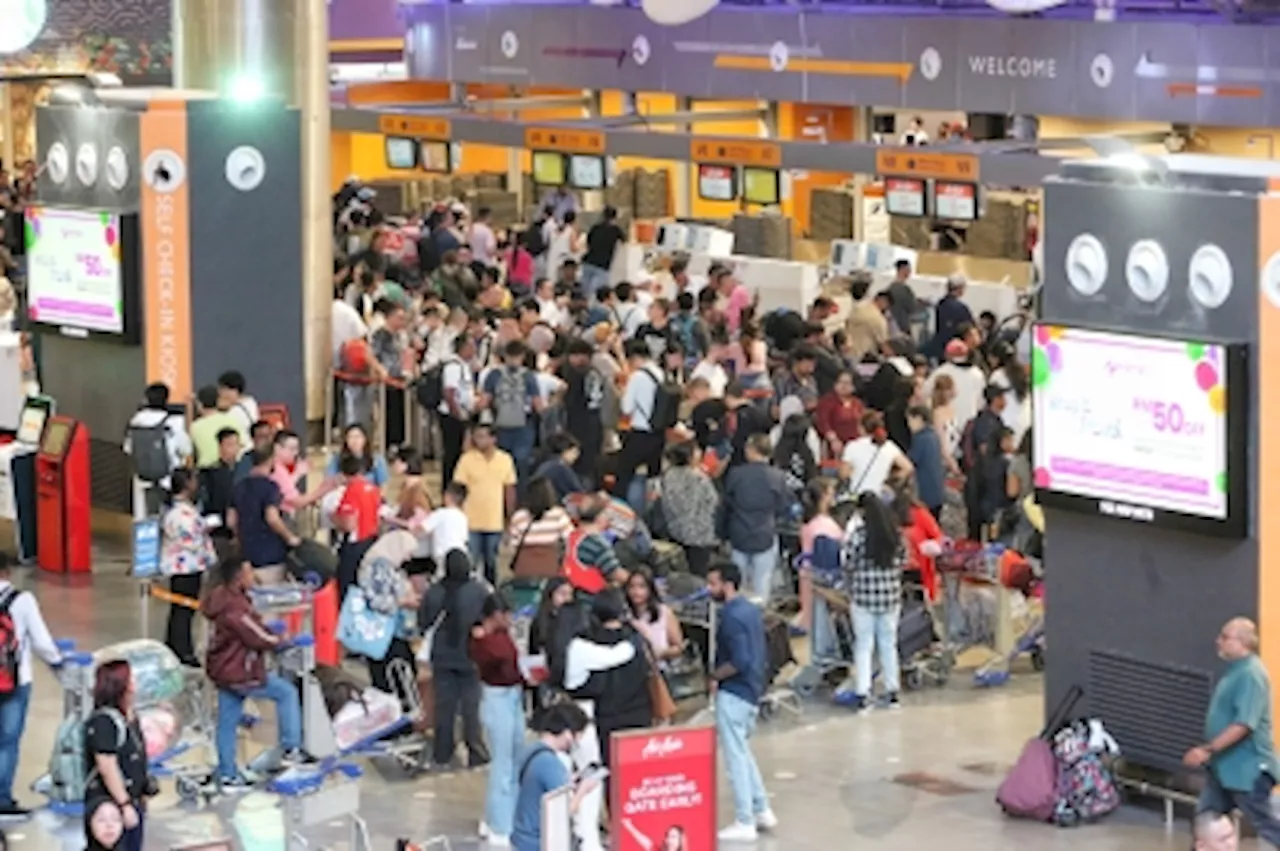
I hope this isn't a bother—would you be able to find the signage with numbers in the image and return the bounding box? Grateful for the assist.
[377,114,451,140]
[876,149,980,182]
[525,127,605,155]
[690,138,781,168]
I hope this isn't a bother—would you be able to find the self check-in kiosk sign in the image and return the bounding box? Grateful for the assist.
[691,139,782,168]
[377,114,452,140]
[875,149,980,182]
[525,127,605,155]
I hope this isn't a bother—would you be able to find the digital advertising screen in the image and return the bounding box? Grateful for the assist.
[933,181,978,221]
[384,136,417,169]
[742,167,780,206]
[1031,324,1246,537]
[532,151,567,186]
[569,155,605,190]
[25,207,133,337]
[884,177,926,217]
[697,164,737,202]
[419,140,451,173]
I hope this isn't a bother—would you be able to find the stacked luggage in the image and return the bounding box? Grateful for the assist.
[997,686,1122,827]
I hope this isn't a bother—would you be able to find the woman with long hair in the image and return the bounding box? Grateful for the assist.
[419,549,490,769]
[528,576,576,659]
[841,491,907,712]
[159,468,216,666]
[83,660,153,851]
[771,407,818,502]
[929,374,962,478]
[796,479,843,635]
[624,569,684,666]
[470,594,526,845]
[325,423,389,487]
[989,343,1031,445]
[505,476,574,579]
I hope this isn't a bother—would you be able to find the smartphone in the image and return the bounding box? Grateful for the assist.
[578,766,610,786]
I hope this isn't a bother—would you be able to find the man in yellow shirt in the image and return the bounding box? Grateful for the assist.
[189,385,247,469]
[452,423,517,584]
[843,272,889,364]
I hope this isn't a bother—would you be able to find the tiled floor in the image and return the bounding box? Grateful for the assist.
[2,556,1220,850]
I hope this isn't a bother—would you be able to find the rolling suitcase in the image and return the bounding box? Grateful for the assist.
[897,602,937,663]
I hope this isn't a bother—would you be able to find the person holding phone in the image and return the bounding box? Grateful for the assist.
[512,702,598,851]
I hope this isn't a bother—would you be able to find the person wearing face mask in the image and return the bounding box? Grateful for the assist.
[840,411,914,499]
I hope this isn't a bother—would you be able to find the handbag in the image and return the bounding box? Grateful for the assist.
[638,634,678,723]
[415,609,447,664]
[336,586,397,661]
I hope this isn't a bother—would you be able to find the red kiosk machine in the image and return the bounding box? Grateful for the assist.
[37,416,91,573]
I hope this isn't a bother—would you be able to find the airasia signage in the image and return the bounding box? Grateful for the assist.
[611,726,717,851]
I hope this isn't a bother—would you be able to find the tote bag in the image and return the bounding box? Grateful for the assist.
[336,586,397,661]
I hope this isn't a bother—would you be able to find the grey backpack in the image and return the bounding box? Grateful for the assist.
[46,707,126,804]
[128,423,171,483]
[492,368,531,430]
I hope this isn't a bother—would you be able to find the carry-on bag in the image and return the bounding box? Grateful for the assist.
[996,684,1083,821]
[287,539,339,586]
[897,602,937,663]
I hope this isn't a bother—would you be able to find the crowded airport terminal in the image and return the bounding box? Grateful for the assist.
[0,0,1276,848]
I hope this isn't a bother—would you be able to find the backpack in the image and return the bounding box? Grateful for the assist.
[46,707,127,804]
[637,367,680,432]
[523,221,549,258]
[339,338,373,375]
[416,358,455,412]
[128,421,172,483]
[0,588,20,696]
[671,314,698,358]
[492,368,532,430]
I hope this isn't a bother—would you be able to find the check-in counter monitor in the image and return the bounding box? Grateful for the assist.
[36,415,91,573]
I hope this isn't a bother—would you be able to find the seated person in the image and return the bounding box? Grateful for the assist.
[201,556,303,791]
[562,496,627,594]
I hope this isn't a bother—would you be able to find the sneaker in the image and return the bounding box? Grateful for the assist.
[883,693,902,711]
[0,806,30,820]
[717,822,759,842]
[219,775,255,794]
[281,749,314,767]
[487,836,511,848]
[755,810,778,831]
[479,822,491,839]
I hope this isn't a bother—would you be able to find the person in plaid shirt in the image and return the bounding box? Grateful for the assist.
[840,491,906,713]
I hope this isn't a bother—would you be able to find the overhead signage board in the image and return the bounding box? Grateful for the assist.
[690,139,782,169]
[525,127,606,155]
[377,114,451,140]
[876,149,980,182]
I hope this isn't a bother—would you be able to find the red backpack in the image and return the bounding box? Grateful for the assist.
[562,529,607,595]
[0,588,23,695]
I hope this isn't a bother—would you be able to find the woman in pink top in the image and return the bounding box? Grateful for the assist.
[625,569,684,668]
[796,479,843,633]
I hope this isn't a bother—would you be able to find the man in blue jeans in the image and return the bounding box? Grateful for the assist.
[202,557,303,790]
[482,340,544,484]
[1186,617,1280,846]
[706,562,777,842]
[0,553,62,818]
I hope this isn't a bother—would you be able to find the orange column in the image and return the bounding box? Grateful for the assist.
[781,103,857,234]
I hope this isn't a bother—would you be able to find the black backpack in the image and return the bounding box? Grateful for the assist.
[128,422,171,483]
[523,221,549,258]
[416,359,451,412]
[638,367,680,432]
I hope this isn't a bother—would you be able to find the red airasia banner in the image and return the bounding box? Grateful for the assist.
[610,726,717,851]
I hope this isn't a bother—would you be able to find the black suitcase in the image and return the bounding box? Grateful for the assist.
[287,539,339,587]
[897,602,937,664]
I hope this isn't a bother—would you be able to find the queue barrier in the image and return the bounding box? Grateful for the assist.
[326,370,423,455]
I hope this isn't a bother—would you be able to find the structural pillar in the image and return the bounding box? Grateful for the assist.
[173,0,332,431]
[0,84,13,173]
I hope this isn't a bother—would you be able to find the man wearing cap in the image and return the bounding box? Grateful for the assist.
[928,273,976,360]
[924,339,986,432]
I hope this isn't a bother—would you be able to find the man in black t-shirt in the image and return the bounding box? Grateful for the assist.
[580,206,625,303]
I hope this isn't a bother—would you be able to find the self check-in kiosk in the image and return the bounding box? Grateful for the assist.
[0,397,54,561]
[36,415,91,574]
